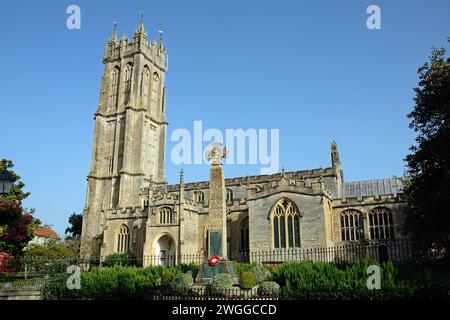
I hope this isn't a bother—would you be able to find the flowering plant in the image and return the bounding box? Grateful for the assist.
[208,255,221,267]
[0,200,35,255]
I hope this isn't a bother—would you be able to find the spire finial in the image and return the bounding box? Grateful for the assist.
[138,10,145,32]
[158,30,164,48]
[110,21,118,42]
[180,168,184,184]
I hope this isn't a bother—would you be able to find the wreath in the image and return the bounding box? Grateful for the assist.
[208,255,221,267]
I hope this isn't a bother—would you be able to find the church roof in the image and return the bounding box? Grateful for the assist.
[341,178,404,198]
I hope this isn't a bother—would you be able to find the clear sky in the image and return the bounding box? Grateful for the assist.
[1,0,449,236]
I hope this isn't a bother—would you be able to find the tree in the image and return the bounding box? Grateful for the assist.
[22,240,77,275]
[404,43,450,260]
[0,159,38,255]
[0,159,30,202]
[65,212,83,239]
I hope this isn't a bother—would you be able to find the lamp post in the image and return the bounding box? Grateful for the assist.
[0,169,16,195]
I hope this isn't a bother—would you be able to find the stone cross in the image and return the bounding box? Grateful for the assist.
[206,142,228,166]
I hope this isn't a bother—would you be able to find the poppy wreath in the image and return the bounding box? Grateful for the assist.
[208,255,221,267]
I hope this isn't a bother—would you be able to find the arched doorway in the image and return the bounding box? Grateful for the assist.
[155,234,176,266]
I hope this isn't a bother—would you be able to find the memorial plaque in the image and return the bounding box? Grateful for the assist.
[209,231,222,257]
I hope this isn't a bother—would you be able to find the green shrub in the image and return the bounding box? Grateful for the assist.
[170,272,194,295]
[251,265,271,284]
[41,265,164,300]
[103,252,135,267]
[259,281,280,297]
[239,271,257,289]
[210,273,233,296]
[161,270,174,287]
[171,263,199,280]
[22,241,77,275]
[233,262,258,275]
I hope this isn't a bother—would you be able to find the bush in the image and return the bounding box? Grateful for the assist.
[210,273,233,296]
[41,265,164,300]
[161,270,174,287]
[259,281,280,297]
[233,262,258,275]
[171,263,199,281]
[21,241,77,275]
[103,252,135,267]
[170,272,194,295]
[239,271,257,289]
[251,265,271,284]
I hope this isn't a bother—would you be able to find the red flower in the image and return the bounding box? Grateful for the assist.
[208,255,221,267]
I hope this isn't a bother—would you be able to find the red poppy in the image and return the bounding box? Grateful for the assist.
[208,255,221,267]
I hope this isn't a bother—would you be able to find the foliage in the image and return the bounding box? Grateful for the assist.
[0,200,36,255]
[209,273,233,296]
[404,43,450,261]
[103,252,135,267]
[171,263,199,281]
[170,272,194,295]
[0,159,30,202]
[65,212,83,239]
[42,265,165,300]
[239,271,257,289]
[272,259,396,290]
[251,264,271,284]
[160,269,175,293]
[232,261,258,275]
[22,240,77,275]
[259,281,280,297]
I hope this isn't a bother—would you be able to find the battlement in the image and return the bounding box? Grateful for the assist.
[104,20,167,71]
[107,206,146,218]
[166,167,336,190]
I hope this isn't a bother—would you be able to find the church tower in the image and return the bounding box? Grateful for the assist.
[81,17,168,260]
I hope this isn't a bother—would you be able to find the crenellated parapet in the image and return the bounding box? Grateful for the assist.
[104,19,167,71]
[107,206,147,219]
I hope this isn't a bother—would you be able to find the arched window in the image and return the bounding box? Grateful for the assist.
[340,209,364,241]
[109,67,120,108]
[194,191,204,203]
[124,63,133,104]
[141,66,150,108]
[368,207,394,240]
[226,188,233,204]
[271,198,301,249]
[117,224,130,253]
[151,72,159,109]
[158,207,173,224]
[239,217,249,253]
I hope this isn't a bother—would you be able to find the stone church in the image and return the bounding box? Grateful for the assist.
[80,19,407,265]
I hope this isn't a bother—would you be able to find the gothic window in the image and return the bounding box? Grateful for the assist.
[271,198,301,249]
[226,188,233,204]
[158,207,173,224]
[194,191,204,203]
[109,67,120,108]
[340,209,364,241]
[151,72,159,109]
[368,207,395,240]
[124,63,133,104]
[117,224,130,253]
[141,66,150,107]
[239,217,249,253]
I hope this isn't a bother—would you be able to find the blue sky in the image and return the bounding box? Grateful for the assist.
[0,0,449,236]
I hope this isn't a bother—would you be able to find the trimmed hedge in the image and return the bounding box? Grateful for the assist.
[42,265,163,300]
[103,252,136,267]
[170,272,194,295]
[239,271,257,289]
[259,281,280,297]
[210,273,233,296]
[251,265,271,284]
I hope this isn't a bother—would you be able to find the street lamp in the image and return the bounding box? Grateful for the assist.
[0,170,16,195]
